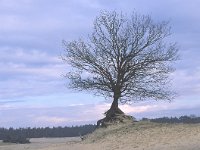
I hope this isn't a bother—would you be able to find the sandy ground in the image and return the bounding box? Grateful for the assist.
[1,122,200,150]
[0,137,81,150]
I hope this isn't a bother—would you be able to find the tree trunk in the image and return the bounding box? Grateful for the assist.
[110,97,118,110]
[97,96,132,127]
[105,96,124,117]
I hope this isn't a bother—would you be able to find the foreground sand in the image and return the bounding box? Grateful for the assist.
[1,122,200,150]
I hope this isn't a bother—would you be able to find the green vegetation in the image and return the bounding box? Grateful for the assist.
[3,134,30,144]
[0,125,96,144]
[149,115,200,124]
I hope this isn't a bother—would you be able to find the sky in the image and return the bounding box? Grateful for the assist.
[1,0,200,128]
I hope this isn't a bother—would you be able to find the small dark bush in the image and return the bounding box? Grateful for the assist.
[3,134,30,144]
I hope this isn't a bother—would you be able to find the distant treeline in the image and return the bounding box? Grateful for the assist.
[0,124,96,144]
[142,115,200,124]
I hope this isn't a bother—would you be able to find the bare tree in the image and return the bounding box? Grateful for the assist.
[62,11,178,126]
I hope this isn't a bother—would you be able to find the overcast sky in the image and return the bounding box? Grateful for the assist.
[1,0,200,128]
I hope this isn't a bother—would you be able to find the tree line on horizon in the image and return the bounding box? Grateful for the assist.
[0,124,96,144]
[143,115,200,124]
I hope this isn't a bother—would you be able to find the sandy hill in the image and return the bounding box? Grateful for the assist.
[68,121,200,150]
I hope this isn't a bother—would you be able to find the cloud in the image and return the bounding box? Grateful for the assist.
[0,47,60,65]
[0,103,158,127]
[94,103,163,115]
[0,47,69,100]
[121,105,159,114]
[1,101,200,128]
[0,104,101,127]
[172,68,200,97]
[35,116,68,124]
[0,100,24,104]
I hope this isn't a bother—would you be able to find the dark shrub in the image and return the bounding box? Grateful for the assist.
[3,134,30,144]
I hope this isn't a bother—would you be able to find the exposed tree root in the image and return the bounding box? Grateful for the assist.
[97,108,134,127]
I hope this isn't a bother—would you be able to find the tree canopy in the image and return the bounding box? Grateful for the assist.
[62,11,178,126]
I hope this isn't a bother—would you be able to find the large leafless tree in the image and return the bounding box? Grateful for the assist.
[62,11,178,125]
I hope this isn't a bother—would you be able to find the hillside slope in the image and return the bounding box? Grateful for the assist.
[69,121,200,150]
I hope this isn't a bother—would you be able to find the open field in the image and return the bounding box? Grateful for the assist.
[1,122,200,150]
[0,137,81,150]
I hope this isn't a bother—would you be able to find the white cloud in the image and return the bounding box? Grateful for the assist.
[172,69,200,96]
[1,101,200,127]
[0,47,60,65]
[0,47,69,99]
[121,104,159,114]
[35,116,68,124]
